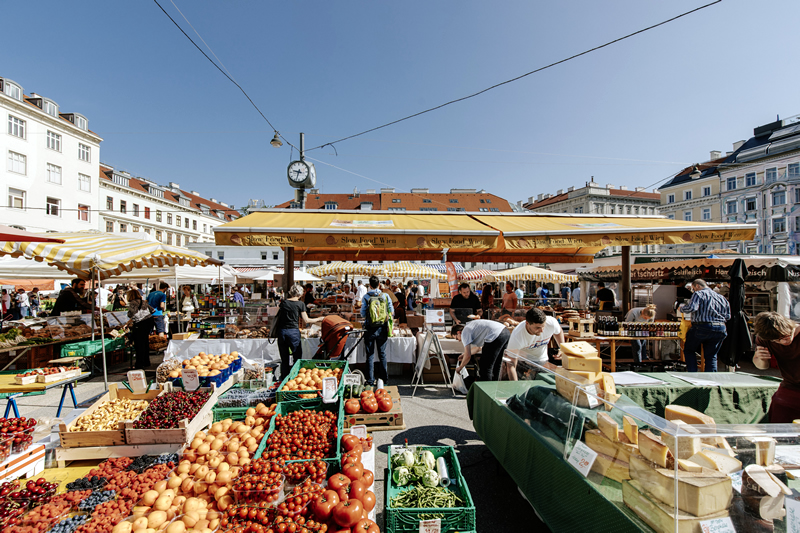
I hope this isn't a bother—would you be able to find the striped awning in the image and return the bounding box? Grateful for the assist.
[424,263,464,274]
[0,232,222,280]
[307,262,382,278]
[486,265,577,284]
[458,269,497,281]
[381,261,447,280]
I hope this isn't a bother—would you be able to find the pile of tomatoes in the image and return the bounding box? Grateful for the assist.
[263,410,339,461]
[344,389,393,416]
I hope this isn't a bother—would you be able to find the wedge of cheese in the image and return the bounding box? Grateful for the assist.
[664,405,715,425]
[562,354,602,373]
[740,437,776,467]
[596,412,619,442]
[661,420,702,460]
[585,429,638,463]
[639,430,672,468]
[591,453,630,483]
[622,416,638,445]
[628,455,732,517]
[688,450,742,474]
[623,479,730,533]
[571,370,603,384]
[560,341,599,358]
[677,459,702,472]
[599,373,616,394]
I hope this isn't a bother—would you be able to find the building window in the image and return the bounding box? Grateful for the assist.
[175,235,181,246]
[78,204,90,222]
[132,226,139,232]
[185,218,189,229]
[144,228,151,234]
[106,196,113,210]
[796,189,800,204]
[666,214,675,220]
[203,224,207,233]
[702,186,711,197]
[166,233,172,245]
[7,116,25,138]
[120,200,126,214]
[3,82,21,100]
[773,190,786,206]
[119,223,127,232]
[684,190,692,201]
[78,173,91,192]
[43,101,57,116]
[156,210,162,222]
[78,144,90,162]
[132,204,139,216]
[193,220,197,230]
[7,151,26,175]
[667,194,675,204]
[156,231,162,242]
[46,164,62,184]
[486,199,492,203]
[46,197,61,217]
[490,207,500,212]
[144,207,151,219]
[106,221,114,232]
[273,253,279,260]
[479,208,488,212]
[726,201,737,214]
[388,207,406,212]
[575,207,583,213]
[702,208,711,220]
[422,199,431,203]
[176,215,181,227]
[47,131,61,152]
[746,173,757,186]
[447,207,463,212]
[261,252,268,260]
[774,243,787,254]
[766,167,778,182]
[480,199,485,204]
[449,199,458,203]
[420,207,438,212]
[789,163,800,179]
[167,213,172,225]
[746,198,756,211]
[75,116,87,130]
[217,251,224,260]
[683,211,692,221]
[773,218,786,233]
[8,188,25,209]
[324,202,337,210]
[726,177,736,191]
[392,199,401,203]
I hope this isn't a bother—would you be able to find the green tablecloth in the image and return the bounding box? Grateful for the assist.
[535,371,780,424]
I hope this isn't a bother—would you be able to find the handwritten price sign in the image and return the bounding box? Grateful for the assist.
[788,496,800,533]
[699,516,735,533]
[567,440,597,477]
[419,518,441,533]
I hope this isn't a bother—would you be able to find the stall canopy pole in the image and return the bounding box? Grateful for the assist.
[175,270,181,334]
[283,248,295,295]
[621,245,632,316]
[96,268,108,391]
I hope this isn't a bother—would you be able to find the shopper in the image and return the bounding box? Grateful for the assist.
[179,286,199,312]
[514,285,524,301]
[680,279,731,372]
[0,289,9,316]
[596,282,616,310]
[361,276,394,385]
[480,283,495,321]
[406,285,417,312]
[341,284,355,302]
[14,288,30,318]
[274,284,324,379]
[126,289,155,369]
[753,312,800,423]
[354,280,368,308]
[560,284,572,306]
[625,304,657,363]
[449,283,482,325]
[147,281,169,336]
[51,279,94,316]
[28,288,40,317]
[393,284,407,324]
[232,288,245,307]
[111,286,128,311]
[501,282,518,314]
[572,284,582,308]
[453,319,510,382]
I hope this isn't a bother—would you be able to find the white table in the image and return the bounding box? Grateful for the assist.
[166,338,281,362]
[301,336,417,364]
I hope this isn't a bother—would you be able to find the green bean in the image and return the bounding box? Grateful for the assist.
[390,485,465,509]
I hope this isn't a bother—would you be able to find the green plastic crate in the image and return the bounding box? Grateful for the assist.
[385,446,476,533]
[61,338,125,358]
[276,360,349,404]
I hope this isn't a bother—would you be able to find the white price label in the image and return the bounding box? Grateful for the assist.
[584,384,601,408]
[419,518,441,533]
[322,377,338,400]
[127,370,148,393]
[728,470,743,493]
[350,425,368,439]
[182,369,200,391]
[567,440,598,477]
[343,373,361,386]
[699,516,736,533]
[425,310,445,324]
[788,496,800,533]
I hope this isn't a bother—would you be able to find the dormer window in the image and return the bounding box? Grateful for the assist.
[201,206,210,215]
[75,115,87,130]
[111,173,129,187]
[148,185,164,199]
[324,202,338,210]
[43,99,58,117]
[179,197,191,207]
[2,79,22,101]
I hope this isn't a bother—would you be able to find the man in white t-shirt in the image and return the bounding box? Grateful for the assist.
[354,280,369,311]
[504,308,565,379]
[452,319,510,382]
[95,286,112,308]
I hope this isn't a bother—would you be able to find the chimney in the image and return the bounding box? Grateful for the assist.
[168,182,181,190]
[619,186,628,191]
[537,194,544,201]
[191,191,200,196]
[308,188,319,194]
[210,198,218,203]
[556,189,563,195]
[410,188,429,194]
[635,187,645,192]
[366,189,376,194]
[567,186,575,192]
[528,196,535,204]
[220,202,229,207]
[732,140,746,151]
[606,184,615,189]
[710,150,722,160]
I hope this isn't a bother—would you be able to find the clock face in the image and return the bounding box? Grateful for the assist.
[288,161,308,183]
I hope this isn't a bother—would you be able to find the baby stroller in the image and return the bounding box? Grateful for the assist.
[313,315,366,360]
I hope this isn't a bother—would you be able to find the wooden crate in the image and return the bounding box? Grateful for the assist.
[568,318,595,338]
[124,386,216,445]
[59,384,161,448]
[343,385,405,431]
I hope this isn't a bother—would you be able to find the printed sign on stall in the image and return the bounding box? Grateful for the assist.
[425,309,445,324]
[567,440,597,477]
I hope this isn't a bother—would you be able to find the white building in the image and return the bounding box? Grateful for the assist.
[98,164,240,246]
[1,76,102,232]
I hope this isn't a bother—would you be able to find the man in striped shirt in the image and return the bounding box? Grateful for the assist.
[680,279,731,372]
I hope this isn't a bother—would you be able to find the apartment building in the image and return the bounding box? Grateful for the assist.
[1,76,102,233]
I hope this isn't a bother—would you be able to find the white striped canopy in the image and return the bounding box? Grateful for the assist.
[458,269,498,281]
[0,232,222,280]
[380,261,447,280]
[486,265,577,283]
[423,262,464,274]
[307,262,383,278]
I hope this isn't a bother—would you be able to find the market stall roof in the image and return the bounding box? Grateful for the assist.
[486,265,578,284]
[0,231,223,280]
[0,225,65,244]
[381,261,446,280]
[578,256,800,282]
[254,270,322,282]
[307,261,383,278]
[214,210,756,263]
[458,269,497,281]
[98,264,240,285]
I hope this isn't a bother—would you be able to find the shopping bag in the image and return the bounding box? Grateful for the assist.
[452,367,469,394]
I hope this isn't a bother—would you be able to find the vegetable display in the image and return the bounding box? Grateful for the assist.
[389,447,465,510]
[132,390,210,429]
[390,484,464,509]
[346,388,394,415]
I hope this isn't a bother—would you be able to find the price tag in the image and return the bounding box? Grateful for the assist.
[322,376,338,401]
[584,384,601,409]
[699,516,736,533]
[350,425,368,439]
[343,373,361,386]
[788,496,800,533]
[182,369,200,391]
[728,470,743,493]
[418,518,441,533]
[567,440,597,477]
[127,370,148,393]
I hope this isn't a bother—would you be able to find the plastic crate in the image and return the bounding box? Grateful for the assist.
[385,446,476,533]
[276,360,349,404]
[61,338,125,358]
[212,388,277,422]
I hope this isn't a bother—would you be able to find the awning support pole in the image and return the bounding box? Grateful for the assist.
[97,268,108,391]
[621,245,631,317]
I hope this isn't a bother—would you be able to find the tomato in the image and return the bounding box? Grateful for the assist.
[377,397,393,412]
[342,462,364,482]
[328,473,351,491]
[353,518,379,533]
[361,491,375,513]
[312,490,339,521]
[360,399,378,414]
[341,449,362,465]
[345,399,360,415]
[359,391,374,401]
[360,469,374,487]
[332,499,363,528]
[331,527,352,533]
[337,479,366,503]
[374,388,387,398]
[341,435,362,452]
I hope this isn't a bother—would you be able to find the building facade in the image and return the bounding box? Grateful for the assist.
[1,76,102,233]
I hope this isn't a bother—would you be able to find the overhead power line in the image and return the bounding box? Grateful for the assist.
[307,0,723,152]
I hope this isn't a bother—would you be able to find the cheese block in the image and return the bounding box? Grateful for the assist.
[596,412,619,442]
[628,455,732,517]
[591,452,630,483]
[585,429,638,463]
[752,437,776,466]
[742,465,782,498]
[554,367,590,407]
[701,445,734,458]
[623,479,730,533]
[603,391,621,411]
[677,459,702,472]
[571,370,602,384]
[622,416,638,445]
[688,450,742,474]
[562,354,602,373]
[664,405,715,426]
[639,430,672,468]
[560,341,599,358]
[661,421,702,460]
[599,373,616,394]
[741,492,786,520]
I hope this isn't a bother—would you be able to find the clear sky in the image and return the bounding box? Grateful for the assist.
[4,0,800,209]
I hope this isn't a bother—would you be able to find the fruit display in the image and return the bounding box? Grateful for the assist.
[171,352,240,380]
[70,398,149,432]
[345,388,394,415]
[66,476,107,493]
[0,417,36,454]
[77,490,116,511]
[279,366,344,399]
[50,514,89,533]
[262,409,340,462]
[0,500,27,528]
[8,478,58,506]
[132,390,211,430]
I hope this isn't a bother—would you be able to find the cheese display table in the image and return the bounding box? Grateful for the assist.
[301,336,417,364]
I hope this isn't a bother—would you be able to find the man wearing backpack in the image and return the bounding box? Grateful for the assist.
[360,275,394,386]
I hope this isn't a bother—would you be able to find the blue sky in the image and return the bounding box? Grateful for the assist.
[4,0,800,209]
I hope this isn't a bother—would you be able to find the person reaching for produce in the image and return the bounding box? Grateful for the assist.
[452,319,510,383]
[274,284,324,380]
[625,303,657,363]
[503,308,565,380]
[125,289,155,369]
[752,311,800,423]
